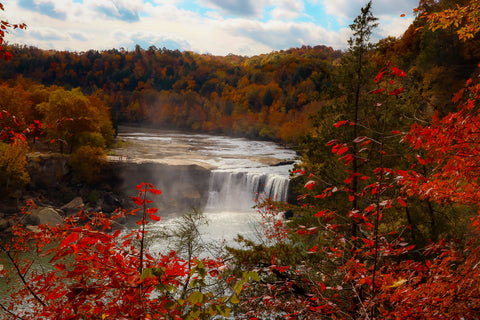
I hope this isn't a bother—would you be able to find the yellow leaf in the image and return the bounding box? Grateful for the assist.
[388,278,407,288]
[230,294,240,304]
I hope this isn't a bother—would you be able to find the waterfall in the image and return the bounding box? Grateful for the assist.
[206,170,290,212]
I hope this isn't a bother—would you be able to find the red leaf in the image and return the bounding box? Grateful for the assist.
[148,213,161,221]
[333,120,349,128]
[390,67,406,77]
[308,246,318,253]
[55,263,66,271]
[304,180,315,190]
[336,146,349,155]
[416,155,426,165]
[60,231,79,247]
[326,139,337,146]
[361,139,372,146]
[361,238,375,246]
[315,210,326,217]
[131,196,143,206]
[145,207,158,214]
[148,188,162,195]
[374,71,385,83]
[398,197,407,207]
[368,88,384,94]
[321,282,326,292]
[389,87,404,95]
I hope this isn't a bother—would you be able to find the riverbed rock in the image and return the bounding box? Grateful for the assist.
[99,192,122,213]
[0,218,9,230]
[26,225,42,233]
[30,207,64,226]
[61,197,85,216]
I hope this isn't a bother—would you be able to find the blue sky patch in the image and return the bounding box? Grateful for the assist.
[18,0,67,20]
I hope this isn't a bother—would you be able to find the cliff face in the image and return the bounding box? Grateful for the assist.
[23,154,211,216]
[114,162,211,215]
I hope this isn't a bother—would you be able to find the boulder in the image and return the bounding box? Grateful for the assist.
[26,225,42,233]
[0,218,9,230]
[100,192,122,213]
[61,197,85,216]
[31,207,64,226]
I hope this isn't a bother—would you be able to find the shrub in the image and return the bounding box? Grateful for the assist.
[68,146,107,185]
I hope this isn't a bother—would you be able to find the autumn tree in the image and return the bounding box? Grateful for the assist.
[37,87,114,153]
[421,0,480,40]
[68,145,108,185]
[0,137,30,198]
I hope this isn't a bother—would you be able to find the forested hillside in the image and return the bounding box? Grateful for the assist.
[0,1,477,145]
[0,44,340,143]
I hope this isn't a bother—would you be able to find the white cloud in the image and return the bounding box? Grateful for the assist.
[322,0,418,19]
[377,15,414,39]
[270,0,305,20]
[3,0,416,56]
[198,0,268,18]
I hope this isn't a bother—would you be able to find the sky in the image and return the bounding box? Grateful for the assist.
[1,0,419,56]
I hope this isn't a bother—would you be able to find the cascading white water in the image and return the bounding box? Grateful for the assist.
[115,126,296,246]
[206,171,290,212]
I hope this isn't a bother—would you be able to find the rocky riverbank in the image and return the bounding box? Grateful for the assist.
[0,153,212,236]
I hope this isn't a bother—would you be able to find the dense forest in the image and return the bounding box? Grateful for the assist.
[0,0,476,145]
[0,44,340,143]
[2,0,480,319]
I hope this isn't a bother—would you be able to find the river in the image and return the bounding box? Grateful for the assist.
[113,126,296,250]
[0,127,297,311]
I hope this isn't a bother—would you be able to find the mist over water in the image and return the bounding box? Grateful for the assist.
[115,126,296,250]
